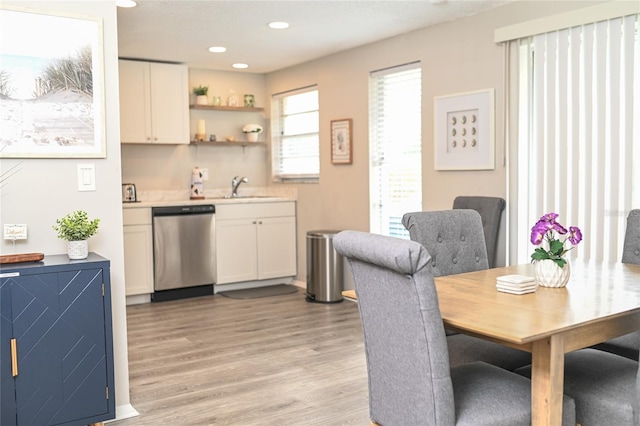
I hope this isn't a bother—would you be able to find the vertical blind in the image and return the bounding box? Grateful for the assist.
[508,14,639,263]
[369,62,422,237]
[271,86,319,181]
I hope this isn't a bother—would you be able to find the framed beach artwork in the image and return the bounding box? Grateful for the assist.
[331,119,352,165]
[0,7,106,158]
[433,89,494,170]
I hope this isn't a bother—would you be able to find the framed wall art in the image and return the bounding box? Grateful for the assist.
[433,89,494,170]
[0,7,106,158]
[331,118,352,165]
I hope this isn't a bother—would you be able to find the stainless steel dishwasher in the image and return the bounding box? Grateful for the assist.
[151,204,215,301]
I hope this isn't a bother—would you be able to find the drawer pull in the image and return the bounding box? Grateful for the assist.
[11,338,18,377]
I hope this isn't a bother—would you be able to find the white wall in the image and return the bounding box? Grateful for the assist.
[0,0,133,419]
[264,0,606,280]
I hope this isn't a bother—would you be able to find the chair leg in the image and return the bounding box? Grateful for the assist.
[371,422,381,426]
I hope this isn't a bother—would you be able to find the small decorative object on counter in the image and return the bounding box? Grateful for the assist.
[52,210,100,260]
[242,123,263,142]
[193,85,209,106]
[209,134,216,142]
[244,94,255,108]
[196,119,206,141]
[530,212,582,288]
[191,166,205,199]
[212,96,221,106]
[228,90,239,107]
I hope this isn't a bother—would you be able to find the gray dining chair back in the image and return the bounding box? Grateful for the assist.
[333,230,575,426]
[402,209,489,277]
[622,209,640,264]
[452,196,506,268]
[593,208,640,361]
[402,209,532,370]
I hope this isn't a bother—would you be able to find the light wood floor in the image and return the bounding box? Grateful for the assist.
[110,289,370,425]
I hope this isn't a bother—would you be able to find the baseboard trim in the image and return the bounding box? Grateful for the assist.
[106,403,139,423]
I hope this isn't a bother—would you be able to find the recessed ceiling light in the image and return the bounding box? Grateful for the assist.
[116,0,137,8]
[232,63,249,69]
[268,21,290,30]
[208,46,227,53]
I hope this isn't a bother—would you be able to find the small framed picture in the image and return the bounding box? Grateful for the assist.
[331,119,352,165]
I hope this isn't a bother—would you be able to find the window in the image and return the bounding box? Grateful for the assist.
[271,86,319,182]
[508,14,639,263]
[369,63,422,238]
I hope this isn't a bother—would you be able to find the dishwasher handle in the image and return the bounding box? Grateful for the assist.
[152,205,215,216]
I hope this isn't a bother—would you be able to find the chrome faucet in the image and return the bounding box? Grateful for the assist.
[231,176,248,197]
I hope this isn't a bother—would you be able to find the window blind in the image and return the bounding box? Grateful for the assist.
[369,62,422,237]
[271,86,319,181]
[507,15,639,263]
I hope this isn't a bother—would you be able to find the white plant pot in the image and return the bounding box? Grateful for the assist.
[68,240,89,260]
[245,132,259,142]
[195,95,208,106]
[534,259,570,288]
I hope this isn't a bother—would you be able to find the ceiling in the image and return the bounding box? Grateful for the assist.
[117,0,515,74]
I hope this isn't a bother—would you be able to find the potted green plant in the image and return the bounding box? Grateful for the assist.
[53,210,100,259]
[242,123,263,142]
[193,85,209,106]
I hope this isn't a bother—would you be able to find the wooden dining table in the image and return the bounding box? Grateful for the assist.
[342,260,640,426]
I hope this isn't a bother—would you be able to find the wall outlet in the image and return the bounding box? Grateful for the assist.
[4,224,27,240]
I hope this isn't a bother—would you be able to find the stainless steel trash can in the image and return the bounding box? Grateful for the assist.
[306,230,343,303]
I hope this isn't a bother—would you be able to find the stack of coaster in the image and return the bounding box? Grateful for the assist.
[496,274,537,295]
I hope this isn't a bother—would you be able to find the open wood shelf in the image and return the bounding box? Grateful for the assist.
[190,140,266,146]
[189,105,264,112]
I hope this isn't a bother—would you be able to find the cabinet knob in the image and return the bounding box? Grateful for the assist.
[258,221,263,225]
[154,137,158,141]
[146,137,151,141]
[252,221,257,225]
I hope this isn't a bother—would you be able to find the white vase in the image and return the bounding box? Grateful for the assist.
[68,240,88,260]
[245,132,259,142]
[534,259,570,288]
[195,95,208,106]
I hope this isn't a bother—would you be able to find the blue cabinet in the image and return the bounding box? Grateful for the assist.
[1,253,115,426]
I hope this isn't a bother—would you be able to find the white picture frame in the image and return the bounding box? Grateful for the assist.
[0,7,106,158]
[433,89,494,170]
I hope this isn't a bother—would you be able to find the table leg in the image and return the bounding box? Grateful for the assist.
[531,336,565,426]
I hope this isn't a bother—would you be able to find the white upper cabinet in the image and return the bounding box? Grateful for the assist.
[119,60,189,144]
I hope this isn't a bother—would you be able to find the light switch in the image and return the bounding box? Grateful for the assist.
[77,164,96,191]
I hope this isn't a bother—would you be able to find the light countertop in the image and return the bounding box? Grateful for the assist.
[122,188,296,209]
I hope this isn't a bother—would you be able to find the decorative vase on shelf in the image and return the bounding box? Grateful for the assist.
[534,259,570,288]
[245,132,259,142]
[68,240,89,260]
[196,95,208,106]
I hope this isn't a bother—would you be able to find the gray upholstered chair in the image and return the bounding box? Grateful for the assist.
[452,196,506,268]
[402,209,532,370]
[402,209,489,276]
[592,209,640,361]
[333,230,575,426]
[622,209,640,264]
[516,348,639,426]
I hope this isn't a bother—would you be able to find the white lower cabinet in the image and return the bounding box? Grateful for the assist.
[216,202,296,285]
[123,208,154,296]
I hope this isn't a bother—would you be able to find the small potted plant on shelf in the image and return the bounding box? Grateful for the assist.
[53,210,100,259]
[193,85,209,106]
[242,123,263,142]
